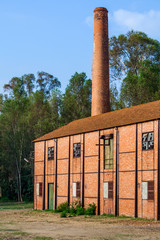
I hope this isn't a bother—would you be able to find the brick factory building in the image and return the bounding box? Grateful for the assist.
[33,7,160,220]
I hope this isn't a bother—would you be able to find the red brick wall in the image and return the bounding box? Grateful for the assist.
[34,120,159,219]
[34,141,44,210]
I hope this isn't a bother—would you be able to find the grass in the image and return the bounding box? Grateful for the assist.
[0,229,18,232]
[0,202,33,209]
[11,231,29,235]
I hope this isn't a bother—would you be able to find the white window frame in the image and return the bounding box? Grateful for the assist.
[142,182,148,200]
[104,182,108,198]
[36,183,39,196]
[73,182,76,197]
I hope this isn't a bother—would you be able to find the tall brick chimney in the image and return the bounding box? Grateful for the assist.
[91,7,110,116]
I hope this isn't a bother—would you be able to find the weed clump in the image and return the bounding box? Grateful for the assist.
[55,201,96,217]
[85,203,96,216]
[60,211,67,218]
[56,202,69,213]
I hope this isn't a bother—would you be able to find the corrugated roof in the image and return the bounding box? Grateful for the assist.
[33,100,160,142]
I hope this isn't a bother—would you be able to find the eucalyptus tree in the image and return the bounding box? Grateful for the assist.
[61,72,92,124]
[109,31,160,107]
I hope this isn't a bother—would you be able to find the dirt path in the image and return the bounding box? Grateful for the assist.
[0,209,160,239]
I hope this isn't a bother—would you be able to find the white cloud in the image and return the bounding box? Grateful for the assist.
[85,16,93,27]
[113,9,160,38]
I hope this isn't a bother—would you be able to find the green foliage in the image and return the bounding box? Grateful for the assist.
[70,200,84,215]
[60,72,92,124]
[11,231,29,235]
[110,30,160,107]
[0,71,61,202]
[57,201,69,212]
[36,71,61,97]
[85,203,96,216]
[56,201,96,217]
[76,206,85,216]
[120,61,160,106]
[55,201,96,217]
[60,210,67,218]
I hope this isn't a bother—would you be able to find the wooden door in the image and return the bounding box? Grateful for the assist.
[48,183,54,210]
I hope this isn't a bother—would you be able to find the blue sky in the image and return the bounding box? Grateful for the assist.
[0,0,160,94]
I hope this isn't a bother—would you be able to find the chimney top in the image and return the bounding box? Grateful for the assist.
[91,6,110,116]
[94,7,108,13]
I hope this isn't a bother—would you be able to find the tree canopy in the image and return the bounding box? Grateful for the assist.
[110,30,160,107]
[60,72,92,124]
[0,71,91,201]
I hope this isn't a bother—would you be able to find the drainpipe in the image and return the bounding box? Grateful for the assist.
[43,141,46,210]
[158,120,160,220]
[97,131,101,215]
[68,136,71,206]
[115,127,119,216]
[82,133,85,208]
[135,124,138,218]
[55,139,58,209]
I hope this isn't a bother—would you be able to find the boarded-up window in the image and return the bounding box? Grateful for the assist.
[76,182,81,198]
[104,182,113,199]
[73,182,81,197]
[48,147,54,160]
[148,181,154,200]
[104,138,113,169]
[73,143,81,158]
[142,181,154,200]
[37,183,42,197]
[108,182,113,198]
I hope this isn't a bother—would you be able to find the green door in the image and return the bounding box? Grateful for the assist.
[48,183,54,210]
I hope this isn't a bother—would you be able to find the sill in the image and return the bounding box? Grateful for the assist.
[142,199,154,201]
[142,149,154,152]
[104,168,113,170]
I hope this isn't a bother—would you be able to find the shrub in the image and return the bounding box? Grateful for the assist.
[56,201,96,217]
[60,211,67,218]
[69,206,76,215]
[85,203,96,216]
[69,200,81,215]
[57,202,69,212]
[76,206,85,216]
[0,196,9,202]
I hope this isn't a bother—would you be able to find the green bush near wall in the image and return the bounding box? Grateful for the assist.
[54,201,96,217]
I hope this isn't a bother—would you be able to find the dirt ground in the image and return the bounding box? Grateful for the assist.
[0,209,160,240]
